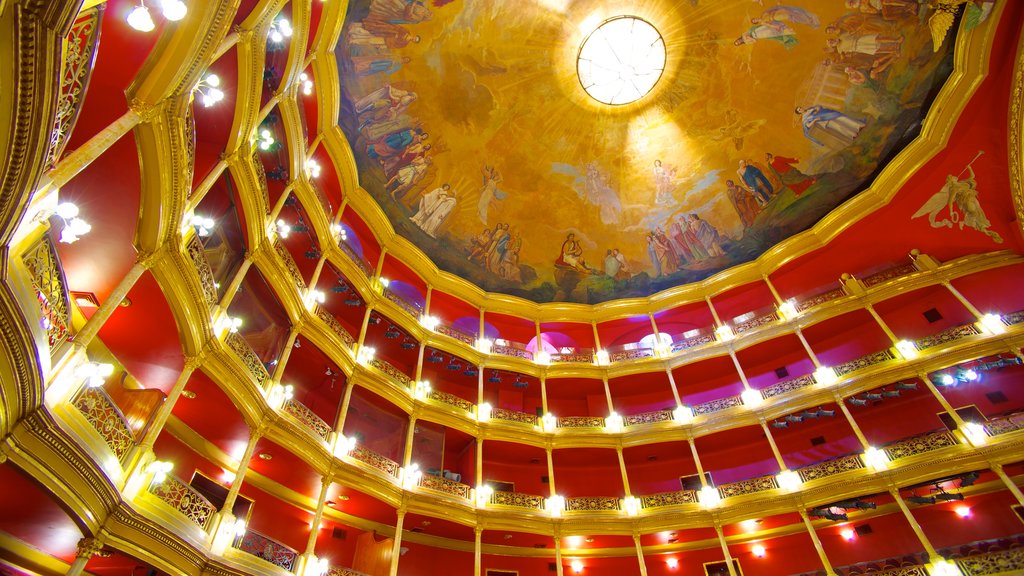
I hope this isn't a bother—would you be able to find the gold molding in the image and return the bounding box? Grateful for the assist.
[1009,14,1024,239]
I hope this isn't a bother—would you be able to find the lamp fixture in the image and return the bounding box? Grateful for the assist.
[304,289,326,309]
[127,1,187,32]
[813,366,837,386]
[476,338,493,354]
[605,412,623,433]
[420,315,440,331]
[594,349,609,366]
[840,528,855,541]
[54,202,92,244]
[257,129,276,151]
[306,158,322,178]
[216,315,243,334]
[546,495,565,517]
[863,446,889,471]
[622,496,640,517]
[961,421,987,446]
[330,223,347,242]
[895,339,918,359]
[715,325,734,342]
[699,485,721,507]
[752,544,766,558]
[333,434,357,456]
[740,388,763,407]
[190,214,215,236]
[414,380,431,400]
[477,402,492,422]
[955,505,971,518]
[778,299,799,320]
[275,219,291,238]
[534,350,551,365]
[197,73,225,107]
[978,313,1006,334]
[929,560,963,576]
[77,362,114,388]
[402,463,422,490]
[269,18,293,43]
[232,519,247,537]
[666,558,678,569]
[672,405,693,424]
[570,560,583,573]
[776,469,802,492]
[146,460,174,485]
[299,72,314,96]
[541,412,557,432]
[356,345,376,365]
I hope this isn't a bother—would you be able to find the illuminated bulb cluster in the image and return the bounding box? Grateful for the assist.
[961,421,988,446]
[477,402,492,422]
[191,214,215,236]
[300,72,314,96]
[402,463,422,489]
[546,495,565,517]
[740,388,763,407]
[895,339,918,360]
[594,349,609,365]
[570,560,583,573]
[330,223,348,242]
[699,485,721,507]
[216,315,243,334]
[127,0,187,32]
[622,495,641,517]
[475,484,494,507]
[414,380,432,400]
[257,129,276,151]
[269,18,293,43]
[841,527,855,541]
[275,219,291,238]
[306,158,322,178]
[930,560,963,576]
[776,469,802,492]
[303,556,329,576]
[715,324,734,342]
[541,412,557,432]
[305,289,326,309]
[420,315,440,331]
[978,313,1006,334]
[672,405,694,424]
[605,412,623,433]
[752,544,766,558]
[356,345,376,365]
[146,460,174,484]
[77,362,114,388]
[334,434,357,457]
[55,202,92,244]
[813,365,837,386]
[232,518,247,537]
[476,338,493,354]
[534,350,551,365]
[778,299,799,320]
[198,73,225,107]
[863,446,889,471]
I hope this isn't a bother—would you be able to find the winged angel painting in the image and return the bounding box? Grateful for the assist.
[912,151,1002,244]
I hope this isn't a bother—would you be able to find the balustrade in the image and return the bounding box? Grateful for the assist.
[882,429,958,461]
[368,357,412,387]
[717,474,779,499]
[623,410,674,427]
[235,529,299,570]
[564,496,620,512]
[226,333,271,388]
[282,398,332,442]
[914,323,981,350]
[435,322,475,346]
[490,407,539,426]
[607,344,655,363]
[186,235,219,307]
[557,415,606,428]
[382,287,420,317]
[23,232,72,352]
[349,446,400,478]
[489,491,545,510]
[492,339,533,360]
[639,490,698,509]
[861,262,917,287]
[427,389,474,412]
[315,306,355,346]
[796,453,865,483]
[73,386,135,463]
[149,476,217,530]
[761,374,815,399]
[273,240,306,291]
[834,349,896,377]
[417,473,472,499]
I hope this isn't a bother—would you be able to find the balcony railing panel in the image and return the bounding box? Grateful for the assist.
[349,446,400,478]
[761,375,815,399]
[861,263,917,287]
[883,430,958,461]
[186,235,219,307]
[236,529,299,570]
[639,490,698,509]
[984,412,1024,436]
[795,286,846,312]
[418,474,472,499]
[283,399,332,442]
[368,358,412,387]
[693,395,742,416]
[565,496,620,512]
[73,387,135,463]
[914,323,980,350]
[492,340,533,360]
[382,287,420,317]
[226,333,271,388]
[489,491,544,510]
[428,390,474,412]
[608,346,655,362]
[149,476,217,530]
[23,232,72,351]
[273,240,306,291]
[557,415,606,428]
[315,306,355,346]
[796,454,864,483]
[834,349,896,377]
[436,323,475,346]
[490,407,539,426]
[623,410,674,427]
[670,328,715,353]
[338,241,373,277]
[718,475,779,499]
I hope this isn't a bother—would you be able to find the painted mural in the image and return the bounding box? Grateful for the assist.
[335,0,980,304]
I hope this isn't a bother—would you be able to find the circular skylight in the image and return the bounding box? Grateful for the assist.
[577,16,666,105]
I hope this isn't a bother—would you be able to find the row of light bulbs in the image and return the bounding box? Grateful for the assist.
[126,0,187,32]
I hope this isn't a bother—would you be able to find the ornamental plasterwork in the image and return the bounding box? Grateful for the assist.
[148,476,217,529]
[834,349,896,377]
[882,430,957,461]
[639,490,698,509]
[796,454,864,483]
[73,387,135,463]
[623,410,674,427]
[565,496,620,512]
[914,323,980,350]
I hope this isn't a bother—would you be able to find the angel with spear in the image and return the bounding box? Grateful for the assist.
[911,151,1002,244]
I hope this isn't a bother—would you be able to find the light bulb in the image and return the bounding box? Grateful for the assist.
[270,29,283,43]
[127,5,156,31]
[752,544,766,558]
[55,202,79,219]
[841,528,855,540]
[161,0,187,21]
[741,388,762,407]
[206,73,220,87]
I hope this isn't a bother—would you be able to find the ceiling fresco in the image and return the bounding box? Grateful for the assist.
[336,0,973,304]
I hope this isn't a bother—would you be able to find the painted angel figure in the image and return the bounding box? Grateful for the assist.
[911,153,1002,243]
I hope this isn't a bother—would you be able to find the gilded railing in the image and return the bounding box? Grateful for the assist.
[551,350,595,363]
[671,331,716,352]
[608,347,655,362]
[955,548,1024,576]
[315,306,355,347]
[45,5,102,168]
[733,310,779,334]
[983,413,1024,436]
[834,349,896,377]
[640,490,698,509]
[557,416,606,428]
[489,491,545,510]
[368,358,412,387]
[718,475,779,499]
[492,342,533,360]
[796,287,846,312]
[226,333,271,388]
[564,496,620,512]
[762,375,815,399]
[23,232,72,351]
[349,446,400,478]
[623,410,674,427]
[428,390,474,412]
[186,234,219,307]
[883,430,958,461]
[149,476,217,530]
[236,529,299,570]
[436,323,475,345]
[338,240,373,277]
[490,408,539,426]
[252,149,269,210]
[382,287,420,317]
[1004,310,1024,325]
[328,568,370,576]
[73,387,135,463]
[273,240,306,291]
[915,323,981,350]
[283,399,332,442]
[693,395,742,416]
[796,454,864,483]
[417,474,472,499]
[861,262,917,287]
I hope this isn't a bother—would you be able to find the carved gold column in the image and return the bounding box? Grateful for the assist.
[834,392,871,450]
[413,342,425,384]
[688,436,709,489]
[218,254,254,312]
[540,375,549,415]
[388,508,406,576]
[334,374,357,433]
[553,531,565,576]
[223,426,263,514]
[355,306,374,357]
[601,375,614,415]
[546,447,558,497]
[616,447,632,497]
[73,257,152,348]
[402,413,417,469]
[632,532,649,576]
[474,527,482,576]
[713,523,738,576]
[799,509,837,576]
[129,355,204,472]
[665,368,683,407]
[475,438,483,489]
[303,476,332,555]
[66,537,105,576]
[271,322,303,383]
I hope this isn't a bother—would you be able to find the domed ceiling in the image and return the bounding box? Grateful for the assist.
[336,0,973,304]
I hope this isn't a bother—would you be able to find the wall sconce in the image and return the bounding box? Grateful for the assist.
[715,325,734,342]
[54,202,92,244]
[814,366,837,386]
[666,558,678,569]
[778,299,799,321]
[333,434,357,457]
[414,380,432,400]
[595,349,609,366]
[126,0,187,33]
[197,74,225,107]
[330,223,347,242]
[541,412,557,432]
[672,405,694,424]
[475,484,493,507]
[699,485,721,507]
[306,158,322,178]
[190,214,215,236]
[268,383,294,409]
[955,506,971,518]
[257,129,276,151]
[534,350,551,365]
[476,338,493,354]
[961,422,988,446]
[269,18,293,43]
[895,340,918,360]
[304,289,326,309]
[928,560,963,576]
[605,412,623,433]
[740,388,762,407]
[654,341,672,358]
[545,495,564,517]
[232,518,247,538]
[356,345,375,365]
[622,496,641,517]
[76,362,114,388]
[215,315,242,337]
[420,315,440,331]
[402,463,422,490]
[570,560,583,573]
[840,528,855,541]
[752,544,766,558]
[978,313,1006,334]
[477,402,492,422]
[146,460,173,485]
[299,72,314,96]
[776,470,802,492]
[274,219,291,239]
[863,446,889,471]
